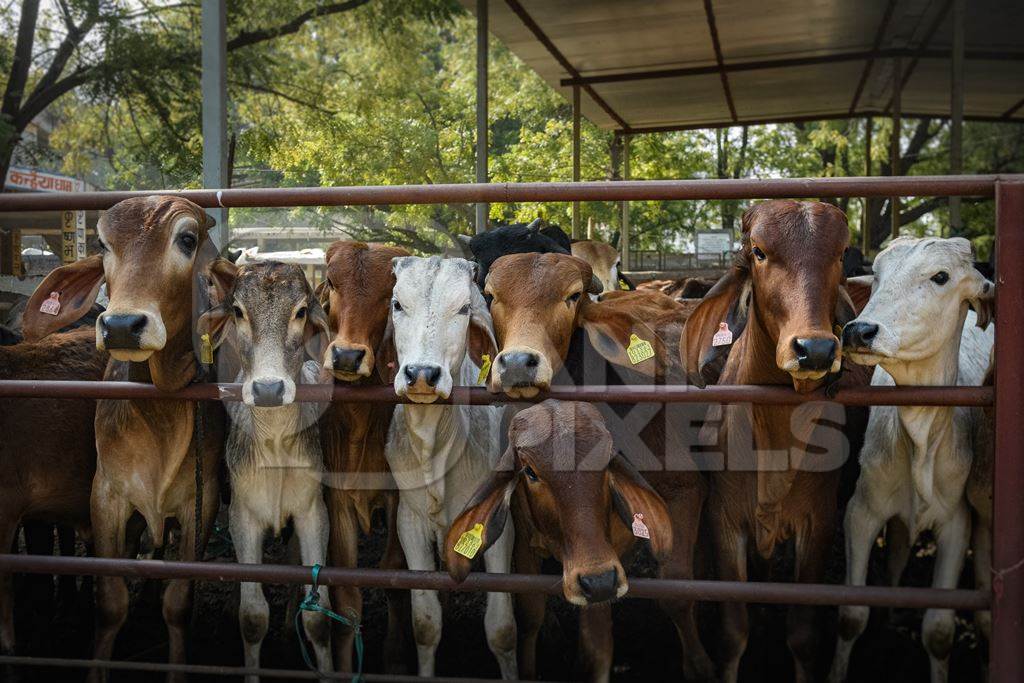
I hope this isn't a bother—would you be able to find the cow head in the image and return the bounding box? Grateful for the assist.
[571,240,624,295]
[197,261,328,407]
[390,256,496,403]
[23,196,230,390]
[445,400,671,605]
[319,241,410,382]
[486,252,676,398]
[682,200,850,392]
[843,236,994,367]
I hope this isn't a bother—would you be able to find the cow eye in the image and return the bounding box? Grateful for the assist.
[392,300,403,312]
[457,303,470,315]
[97,238,109,253]
[752,246,767,262]
[295,306,307,320]
[177,232,197,255]
[566,292,582,305]
[523,466,539,482]
[931,271,950,285]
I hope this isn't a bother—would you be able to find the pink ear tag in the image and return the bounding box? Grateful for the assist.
[711,322,733,347]
[631,512,650,539]
[39,291,61,316]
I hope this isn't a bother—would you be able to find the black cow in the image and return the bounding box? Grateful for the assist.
[460,219,572,286]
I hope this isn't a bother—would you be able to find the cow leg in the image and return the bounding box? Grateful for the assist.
[577,602,613,683]
[712,511,749,683]
[787,508,835,683]
[325,490,360,672]
[511,522,544,680]
[89,485,133,683]
[827,487,890,683]
[396,503,442,676]
[22,521,56,636]
[379,494,412,674]
[230,501,268,683]
[971,507,993,649]
[481,523,518,680]
[0,515,18,657]
[295,493,333,677]
[885,516,912,588]
[923,503,970,683]
[657,495,715,682]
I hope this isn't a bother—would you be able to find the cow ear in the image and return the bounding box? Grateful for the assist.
[468,286,497,369]
[445,446,519,582]
[970,276,995,330]
[680,265,750,388]
[577,297,665,378]
[314,278,332,315]
[23,255,105,342]
[207,257,238,307]
[608,454,673,560]
[375,315,399,384]
[843,275,873,315]
[197,303,233,350]
[304,294,332,363]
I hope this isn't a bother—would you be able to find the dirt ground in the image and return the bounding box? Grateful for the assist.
[10,501,985,683]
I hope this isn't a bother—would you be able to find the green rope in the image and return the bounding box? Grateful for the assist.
[295,563,364,683]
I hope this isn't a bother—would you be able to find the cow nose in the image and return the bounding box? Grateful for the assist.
[577,568,618,604]
[498,351,540,387]
[100,314,148,349]
[791,337,837,371]
[332,347,366,373]
[404,364,441,388]
[251,378,286,407]
[842,322,879,350]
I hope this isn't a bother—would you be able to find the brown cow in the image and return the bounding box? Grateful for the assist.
[0,329,106,669]
[483,252,715,681]
[317,240,411,672]
[571,240,625,293]
[445,399,672,682]
[22,196,231,682]
[681,200,861,683]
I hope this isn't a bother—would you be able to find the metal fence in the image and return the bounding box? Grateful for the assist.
[0,174,1022,682]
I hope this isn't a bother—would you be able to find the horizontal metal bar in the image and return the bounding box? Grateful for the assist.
[0,554,990,610]
[0,655,515,682]
[0,176,1014,213]
[0,380,994,407]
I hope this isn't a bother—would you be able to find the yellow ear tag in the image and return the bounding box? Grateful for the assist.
[833,324,843,338]
[477,354,492,385]
[200,333,214,365]
[626,334,655,365]
[454,523,484,559]
[618,279,630,291]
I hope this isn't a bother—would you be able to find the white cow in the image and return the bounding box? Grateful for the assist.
[829,237,994,683]
[200,261,334,682]
[385,255,518,678]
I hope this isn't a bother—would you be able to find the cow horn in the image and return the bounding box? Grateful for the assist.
[526,218,544,231]
[455,234,472,248]
[588,273,604,294]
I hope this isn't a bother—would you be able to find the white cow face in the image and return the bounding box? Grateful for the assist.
[390,256,496,404]
[843,237,994,366]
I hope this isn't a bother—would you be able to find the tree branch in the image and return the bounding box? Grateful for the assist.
[24,0,100,112]
[2,0,41,120]
[226,0,371,52]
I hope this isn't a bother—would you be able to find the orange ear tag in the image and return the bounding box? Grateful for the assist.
[712,322,733,347]
[39,291,61,316]
[454,523,484,559]
[631,513,650,539]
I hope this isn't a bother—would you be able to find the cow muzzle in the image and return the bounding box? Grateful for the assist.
[96,309,166,361]
[842,319,897,364]
[243,375,296,408]
[564,562,628,606]
[778,332,841,382]
[492,346,553,399]
[396,362,449,403]
[326,342,373,381]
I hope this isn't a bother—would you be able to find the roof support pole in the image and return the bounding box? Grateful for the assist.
[201,0,228,249]
[949,0,965,237]
[475,0,489,234]
[862,117,873,256]
[890,56,902,240]
[993,180,1024,683]
[572,84,581,238]
[620,134,631,271]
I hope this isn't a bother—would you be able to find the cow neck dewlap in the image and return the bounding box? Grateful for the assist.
[144,325,199,391]
[734,305,794,386]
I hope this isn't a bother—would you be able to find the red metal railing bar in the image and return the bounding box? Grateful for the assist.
[0,554,989,611]
[0,380,994,407]
[0,175,1018,212]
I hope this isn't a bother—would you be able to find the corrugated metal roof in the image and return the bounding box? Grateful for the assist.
[462,0,1024,131]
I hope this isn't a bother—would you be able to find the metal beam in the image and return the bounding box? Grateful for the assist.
[702,0,738,122]
[949,0,965,236]
[475,0,489,234]
[503,0,628,129]
[621,134,631,271]
[200,0,228,248]
[862,117,873,255]
[572,84,581,238]
[849,0,899,114]
[891,56,902,240]
[1003,95,1024,119]
[883,0,953,114]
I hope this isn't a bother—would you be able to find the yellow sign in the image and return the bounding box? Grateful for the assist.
[626,334,655,365]
[454,523,484,559]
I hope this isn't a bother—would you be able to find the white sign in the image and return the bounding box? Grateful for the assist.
[4,166,84,193]
[61,210,86,264]
[696,230,733,262]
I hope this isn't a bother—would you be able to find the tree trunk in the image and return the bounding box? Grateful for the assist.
[0,0,42,191]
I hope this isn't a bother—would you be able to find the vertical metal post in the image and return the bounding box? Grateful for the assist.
[993,180,1024,683]
[201,0,228,248]
[620,134,631,271]
[890,57,902,240]
[862,117,872,256]
[949,0,965,236]
[572,84,581,238]
[474,0,489,234]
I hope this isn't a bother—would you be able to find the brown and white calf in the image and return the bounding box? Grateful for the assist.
[317,240,411,672]
[23,196,230,682]
[570,239,629,294]
[446,399,672,682]
[200,261,334,680]
[483,253,714,681]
